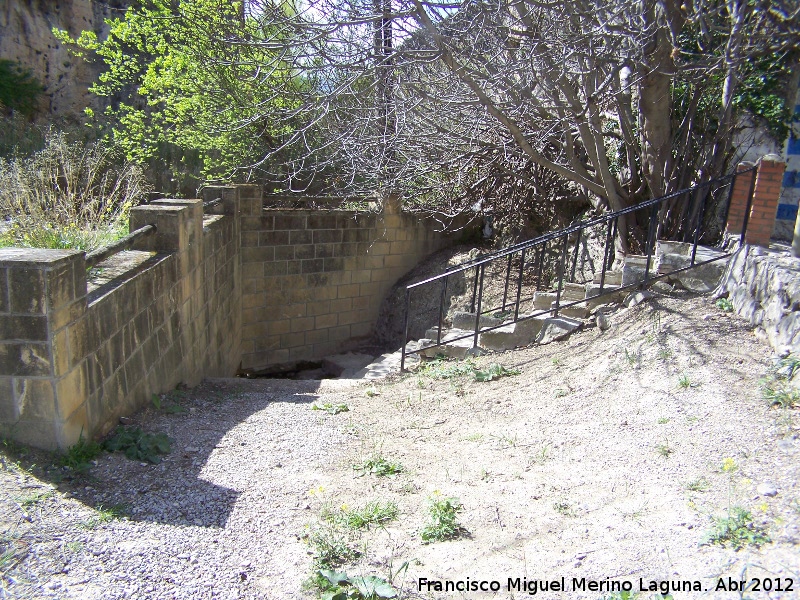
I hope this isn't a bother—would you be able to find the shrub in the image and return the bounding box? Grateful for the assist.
[0,130,151,250]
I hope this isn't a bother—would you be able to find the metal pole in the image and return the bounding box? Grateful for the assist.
[436,276,448,345]
[514,247,526,321]
[599,218,614,293]
[400,287,410,371]
[502,254,512,311]
[472,264,485,349]
[644,203,659,282]
[554,235,569,317]
[739,168,758,246]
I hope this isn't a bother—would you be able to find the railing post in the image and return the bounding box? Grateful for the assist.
[514,247,526,321]
[436,276,448,345]
[502,254,512,311]
[400,287,410,371]
[554,235,568,317]
[644,203,659,282]
[472,265,485,349]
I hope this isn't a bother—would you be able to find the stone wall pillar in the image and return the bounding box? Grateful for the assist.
[725,161,756,238]
[0,249,89,449]
[130,200,204,386]
[745,155,786,247]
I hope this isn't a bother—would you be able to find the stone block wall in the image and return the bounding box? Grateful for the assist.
[238,188,463,370]
[0,194,241,450]
[1,185,465,449]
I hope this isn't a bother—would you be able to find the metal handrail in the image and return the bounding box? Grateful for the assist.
[400,166,757,370]
[85,225,156,269]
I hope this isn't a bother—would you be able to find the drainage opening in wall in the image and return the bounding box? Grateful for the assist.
[238,350,380,380]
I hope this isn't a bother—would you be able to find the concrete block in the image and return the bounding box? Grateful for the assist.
[535,317,582,345]
[15,378,56,420]
[0,343,51,376]
[451,311,503,331]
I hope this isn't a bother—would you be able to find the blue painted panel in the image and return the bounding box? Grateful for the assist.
[789,136,800,155]
[776,204,798,221]
[783,171,800,187]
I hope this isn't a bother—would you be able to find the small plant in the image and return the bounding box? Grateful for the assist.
[151,393,187,414]
[365,388,380,398]
[418,356,475,379]
[420,493,464,543]
[678,374,692,389]
[554,388,568,398]
[325,500,399,530]
[656,442,673,458]
[353,455,404,477]
[702,506,770,550]
[760,354,800,409]
[310,569,398,599]
[462,433,483,442]
[473,363,520,382]
[313,403,350,415]
[686,477,711,492]
[530,444,551,465]
[65,541,83,553]
[715,297,734,312]
[553,501,575,517]
[306,525,361,568]
[81,504,127,529]
[59,433,102,472]
[103,426,171,464]
[657,417,670,424]
[15,490,53,507]
[551,357,562,367]
[657,347,673,360]
[624,347,639,366]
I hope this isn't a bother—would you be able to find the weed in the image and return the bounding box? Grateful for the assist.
[462,432,484,442]
[720,457,738,473]
[624,347,640,366]
[81,504,127,529]
[702,506,770,550]
[530,444,551,465]
[473,363,520,382]
[59,433,102,472]
[551,357,562,367]
[306,524,360,568]
[309,569,398,599]
[686,477,711,492]
[324,500,399,530]
[553,501,575,517]
[65,541,83,553]
[656,442,673,458]
[152,393,187,414]
[678,374,692,389]
[492,433,518,448]
[15,489,53,507]
[418,356,475,379]
[365,388,380,398]
[353,455,404,477]
[554,388,568,398]
[103,426,171,464]
[313,403,350,415]
[657,417,670,424]
[657,347,673,360]
[420,493,464,543]
[760,355,800,409]
[715,297,734,312]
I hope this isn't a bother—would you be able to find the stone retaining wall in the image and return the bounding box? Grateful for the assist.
[0,187,466,449]
[715,244,800,354]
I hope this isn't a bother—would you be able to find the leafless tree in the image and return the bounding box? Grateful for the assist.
[216,0,799,249]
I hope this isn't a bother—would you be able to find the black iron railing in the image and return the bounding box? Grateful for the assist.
[400,166,757,370]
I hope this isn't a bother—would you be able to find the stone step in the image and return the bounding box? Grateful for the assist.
[479,314,550,351]
[418,328,478,359]
[533,291,557,311]
[551,302,589,319]
[593,270,622,286]
[535,316,583,345]
[450,311,504,331]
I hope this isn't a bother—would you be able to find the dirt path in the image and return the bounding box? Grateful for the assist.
[1,293,798,599]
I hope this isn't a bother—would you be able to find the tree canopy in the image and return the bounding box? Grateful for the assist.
[57,0,800,244]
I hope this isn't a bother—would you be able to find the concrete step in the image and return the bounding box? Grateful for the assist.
[352,343,420,379]
[593,270,622,286]
[479,314,550,351]
[451,311,504,331]
[418,328,478,359]
[551,302,589,319]
[535,316,583,345]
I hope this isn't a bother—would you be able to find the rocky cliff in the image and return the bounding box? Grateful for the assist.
[0,0,128,122]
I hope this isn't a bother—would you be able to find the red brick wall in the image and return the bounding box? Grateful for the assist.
[746,156,785,247]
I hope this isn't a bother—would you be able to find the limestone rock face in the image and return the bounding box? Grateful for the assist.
[0,0,130,121]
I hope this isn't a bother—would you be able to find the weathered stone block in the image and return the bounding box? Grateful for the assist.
[55,363,88,419]
[15,378,56,420]
[0,343,51,376]
[0,315,48,341]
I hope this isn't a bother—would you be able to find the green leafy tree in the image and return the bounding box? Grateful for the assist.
[54,0,300,192]
[0,59,43,117]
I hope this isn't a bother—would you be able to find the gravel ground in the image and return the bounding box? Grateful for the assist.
[1,292,799,600]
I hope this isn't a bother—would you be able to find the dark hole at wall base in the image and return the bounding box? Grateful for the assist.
[239,360,336,380]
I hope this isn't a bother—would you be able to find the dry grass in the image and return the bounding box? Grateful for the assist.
[0,130,151,250]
